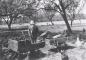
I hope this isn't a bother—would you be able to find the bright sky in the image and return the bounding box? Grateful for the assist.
[55,0,86,14]
[37,0,86,14]
[74,0,86,14]
[81,4,86,14]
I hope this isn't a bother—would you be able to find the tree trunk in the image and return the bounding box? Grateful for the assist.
[8,24,11,30]
[8,16,13,30]
[71,20,73,27]
[49,17,54,25]
[50,20,54,25]
[59,0,72,34]
[62,14,72,34]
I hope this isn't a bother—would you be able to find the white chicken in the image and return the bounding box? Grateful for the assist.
[66,35,84,47]
[52,34,62,39]
[75,35,84,47]
[40,31,48,37]
[83,42,86,48]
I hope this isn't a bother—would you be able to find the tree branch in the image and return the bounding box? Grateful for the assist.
[2,17,9,25]
[64,1,73,9]
[51,1,62,12]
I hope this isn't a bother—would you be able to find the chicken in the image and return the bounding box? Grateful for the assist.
[40,31,48,37]
[83,42,86,48]
[66,35,84,48]
[75,35,84,47]
[52,34,62,39]
[40,31,49,40]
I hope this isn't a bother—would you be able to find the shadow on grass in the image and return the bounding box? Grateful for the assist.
[29,50,46,60]
[18,50,46,60]
[49,46,75,53]
[0,50,46,60]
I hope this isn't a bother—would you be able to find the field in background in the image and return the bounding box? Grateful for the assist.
[0,19,86,32]
[0,19,86,41]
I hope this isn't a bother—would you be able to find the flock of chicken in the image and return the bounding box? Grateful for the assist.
[52,33,86,48]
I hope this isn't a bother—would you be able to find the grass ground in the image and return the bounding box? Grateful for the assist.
[0,24,86,41]
[0,24,86,60]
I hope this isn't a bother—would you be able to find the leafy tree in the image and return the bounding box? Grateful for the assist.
[38,0,80,34]
[18,0,40,22]
[0,0,19,29]
[43,3,56,25]
[68,0,85,26]
[0,0,37,29]
[53,0,79,34]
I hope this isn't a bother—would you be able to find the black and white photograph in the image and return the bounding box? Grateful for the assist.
[0,0,86,60]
